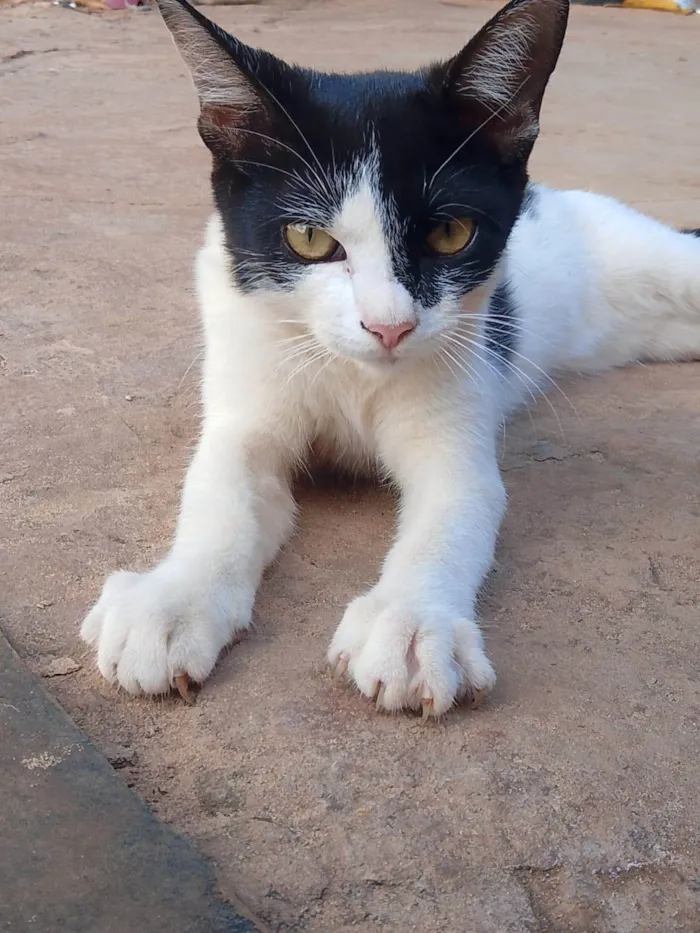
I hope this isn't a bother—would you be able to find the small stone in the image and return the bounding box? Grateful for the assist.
[195,772,241,815]
[42,656,81,677]
[124,394,135,402]
[104,744,137,769]
[35,600,54,610]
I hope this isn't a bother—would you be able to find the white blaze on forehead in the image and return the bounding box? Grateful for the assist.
[331,158,415,327]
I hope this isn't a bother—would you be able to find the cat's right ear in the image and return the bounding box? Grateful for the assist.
[156,0,279,157]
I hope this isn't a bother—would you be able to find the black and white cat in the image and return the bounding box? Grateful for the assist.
[81,0,700,717]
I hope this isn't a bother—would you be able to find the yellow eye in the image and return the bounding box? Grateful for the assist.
[425,217,476,256]
[284,224,344,262]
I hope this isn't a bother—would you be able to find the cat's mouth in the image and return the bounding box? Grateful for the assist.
[352,341,420,369]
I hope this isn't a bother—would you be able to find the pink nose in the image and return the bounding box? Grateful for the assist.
[362,320,415,350]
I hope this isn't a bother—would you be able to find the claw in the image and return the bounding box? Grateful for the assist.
[174,673,197,706]
[333,654,349,681]
[375,684,387,710]
[466,687,486,710]
[421,696,435,721]
[371,680,383,703]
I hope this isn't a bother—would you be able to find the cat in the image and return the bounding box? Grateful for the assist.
[81,0,700,718]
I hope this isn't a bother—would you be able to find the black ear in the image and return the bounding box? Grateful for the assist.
[155,0,286,157]
[435,0,569,162]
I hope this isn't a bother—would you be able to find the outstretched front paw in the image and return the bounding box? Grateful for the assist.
[328,592,496,718]
[81,567,252,699]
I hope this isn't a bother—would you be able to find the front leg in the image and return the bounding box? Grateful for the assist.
[329,404,505,718]
[81,421,297,695]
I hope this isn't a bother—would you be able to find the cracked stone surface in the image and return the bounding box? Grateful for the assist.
[1,1,699,930]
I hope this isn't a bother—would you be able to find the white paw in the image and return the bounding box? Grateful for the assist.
[328,591,496,718]
[80,566,252,697]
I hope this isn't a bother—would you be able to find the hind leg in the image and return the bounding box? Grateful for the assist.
[559,192,700,368]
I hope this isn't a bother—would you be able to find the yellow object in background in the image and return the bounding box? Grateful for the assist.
[440,0,698,9]
[554,0,700,11]
[622,0,696,12]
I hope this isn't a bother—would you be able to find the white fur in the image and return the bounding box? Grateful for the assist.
[453,0,561,149]
[82,179,700,717]
[460,13,538,113]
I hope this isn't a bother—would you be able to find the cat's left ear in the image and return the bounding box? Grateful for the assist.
[435,0,569,162]
[155,0,286,157]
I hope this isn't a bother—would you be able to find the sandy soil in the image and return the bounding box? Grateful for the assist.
[1,1,699,930]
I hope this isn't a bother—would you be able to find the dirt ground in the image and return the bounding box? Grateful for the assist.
[1,1,699,930]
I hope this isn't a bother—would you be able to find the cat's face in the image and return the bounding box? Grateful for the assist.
[158,0,569,368]
[210,80,528,368]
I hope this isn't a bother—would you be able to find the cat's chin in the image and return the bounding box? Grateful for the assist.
[355,356,401,375]
[350,354,403,373]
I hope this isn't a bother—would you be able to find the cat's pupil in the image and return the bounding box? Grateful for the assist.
[306,227,313,243]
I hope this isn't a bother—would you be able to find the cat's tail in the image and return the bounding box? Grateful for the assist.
[530,188,700,374]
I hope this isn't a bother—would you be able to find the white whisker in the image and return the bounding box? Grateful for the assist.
[234,127,333,208]
[457,323,580,422]
[446,331,568,438]
[428,78,528,191]
[439,338,487,390]
[177,351,204,391]
[284,347,332,385]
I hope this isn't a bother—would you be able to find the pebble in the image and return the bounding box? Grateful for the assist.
[42,656,81,677]
[104,744,138,770]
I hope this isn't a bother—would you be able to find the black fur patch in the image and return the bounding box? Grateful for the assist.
[209,66,528,307]
[682,228,700,238]
[485,280,518,366]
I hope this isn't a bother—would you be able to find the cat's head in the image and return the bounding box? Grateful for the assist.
[157,0,568,369]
